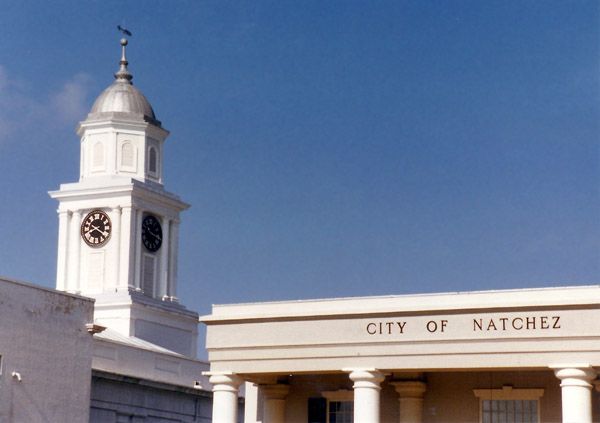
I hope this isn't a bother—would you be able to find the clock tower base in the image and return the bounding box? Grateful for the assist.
[91,290,198,357]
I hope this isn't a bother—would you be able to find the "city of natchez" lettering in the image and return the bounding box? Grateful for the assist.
[473,316,561,331]
[364,315,562,335]
[365,320,449,334]
[366,321,407,335]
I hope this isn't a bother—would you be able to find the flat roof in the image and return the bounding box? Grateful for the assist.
[0,274,95,303]
[202,285,600,322]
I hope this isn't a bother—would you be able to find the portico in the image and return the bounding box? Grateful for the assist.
[203,286,600,422]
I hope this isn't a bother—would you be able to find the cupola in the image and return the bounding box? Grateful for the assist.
[76,38,168,184]
[86,39,160,127]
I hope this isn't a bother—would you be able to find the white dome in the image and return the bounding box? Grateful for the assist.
[89,81,157,121]
[84,38,161,127]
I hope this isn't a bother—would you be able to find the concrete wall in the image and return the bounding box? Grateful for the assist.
[91,370,245,423]
[423,370,562,423]
[92,335,211,390]
[90,371,213,423]
[0,277,94,423]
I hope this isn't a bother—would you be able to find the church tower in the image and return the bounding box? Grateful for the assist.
[49,39,198,357]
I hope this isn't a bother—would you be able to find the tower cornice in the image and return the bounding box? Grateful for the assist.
[49,180,190,214]
[76,117,169,139]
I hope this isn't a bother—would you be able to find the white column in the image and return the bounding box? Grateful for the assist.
[244,382,259,423]
[261,384,289,423]
[110,206,121,290]
[390,381,427,423]
[345,368,385,423]
[56,210,70,291]
[68,210,82,293]
[209,373,244,423]
[119,206,134,290]
[159,216,170,299]
[168,219,180,301]
[552,365,597,423]
[133,209,143,291]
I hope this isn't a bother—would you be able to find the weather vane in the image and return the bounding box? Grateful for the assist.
[117,25,132,37]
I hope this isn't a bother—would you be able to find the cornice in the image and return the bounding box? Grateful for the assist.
[201,285,600,324]
[49,179,190,212]
[76,117,169,139]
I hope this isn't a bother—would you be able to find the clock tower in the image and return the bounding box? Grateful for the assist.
[49,39,198,357]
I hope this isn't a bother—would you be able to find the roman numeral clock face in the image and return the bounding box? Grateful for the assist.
[142,215,162,252]
[81,210,112,247]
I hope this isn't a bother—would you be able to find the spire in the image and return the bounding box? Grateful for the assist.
[114,38,133,83]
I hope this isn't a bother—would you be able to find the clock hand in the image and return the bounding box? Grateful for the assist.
[146,229,161,241]
[91,225,108,236]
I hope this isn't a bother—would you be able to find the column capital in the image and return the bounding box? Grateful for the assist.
[390,380,427,398]
[206,372,244,423]
[552,364,596,423]
[551,364,597,388]
[344,368,386,390]
[344,368,385,423]
[391,380,427,423]
[205,372,244,392]
[260,383,290,400]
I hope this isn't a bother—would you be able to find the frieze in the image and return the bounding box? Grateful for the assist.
[205,308,600,350]
[366,315,562,335]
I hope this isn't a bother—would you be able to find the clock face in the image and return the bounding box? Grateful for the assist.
[81,210,112,247]
[142,215,162,252]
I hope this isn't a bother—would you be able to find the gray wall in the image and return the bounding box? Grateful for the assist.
[0,278,94,423]
[91,370,244,423]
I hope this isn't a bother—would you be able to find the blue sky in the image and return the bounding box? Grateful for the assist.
[0,1,598,354]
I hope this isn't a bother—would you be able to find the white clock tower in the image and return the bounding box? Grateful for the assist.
[49,39,198,357]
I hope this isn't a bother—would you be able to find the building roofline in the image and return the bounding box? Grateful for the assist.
[202,285,600,323]
[0,275,95,303]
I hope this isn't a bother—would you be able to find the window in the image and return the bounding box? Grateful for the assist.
[481,400,538,423]
[142,254,156,297]
[148,146,158,174]
[474,386,544,423]
[93,141,104,170]
[323,390,353,423]
[120,141,135,169]
[328,401,353,423]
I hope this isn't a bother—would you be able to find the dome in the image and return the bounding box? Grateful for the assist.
[89,81,156,121]
[84,39,161,127]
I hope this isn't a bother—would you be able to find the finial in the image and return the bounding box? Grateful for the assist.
[114,37,133,83]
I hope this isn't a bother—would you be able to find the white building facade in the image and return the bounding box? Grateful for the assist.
[203,286,600,423]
